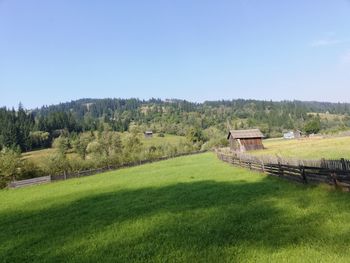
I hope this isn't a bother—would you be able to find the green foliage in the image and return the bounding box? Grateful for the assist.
[186,127,204,144]
[72,133,94,159]
[128,122,141,135]
[86,141,103,155]
[44,152,70,175]
[0,106,34,151]
[201,127,228,150]
[19,160,44,180]
[3,99,350,151]
[304,118,321,135]
[0,148,21,187]
[52,136,70,155]
[123,132,143,163]
[29,131,50,149]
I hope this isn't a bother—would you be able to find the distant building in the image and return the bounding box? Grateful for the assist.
[283,130,302,140]
[144,131,153,138]
[227,129,264,152]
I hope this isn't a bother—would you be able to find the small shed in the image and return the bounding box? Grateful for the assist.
[144,131,153,138]
[227,129,264,152]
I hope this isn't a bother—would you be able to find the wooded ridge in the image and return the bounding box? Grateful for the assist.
[2,98,350,151]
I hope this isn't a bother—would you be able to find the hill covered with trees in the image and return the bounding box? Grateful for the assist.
[1,98,350,151]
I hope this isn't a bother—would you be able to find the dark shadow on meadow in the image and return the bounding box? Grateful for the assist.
[1,177,350,262]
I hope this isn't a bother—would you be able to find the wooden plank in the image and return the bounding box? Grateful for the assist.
[9,176,51,188]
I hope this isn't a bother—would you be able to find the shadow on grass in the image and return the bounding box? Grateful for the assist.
[1,178,349,262]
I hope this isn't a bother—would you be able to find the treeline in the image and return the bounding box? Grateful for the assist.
[0,105,34,151]
[0,107,79,151]
[1,98,350,151]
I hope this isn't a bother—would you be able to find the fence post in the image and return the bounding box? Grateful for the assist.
[340,158,350,191]
[299,165,307,184]
[278,160,283,177]
[330,172,338,188]
[341,158,347,171]
[261,160,265,173]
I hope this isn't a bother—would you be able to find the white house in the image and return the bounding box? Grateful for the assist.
[283,130,302,139]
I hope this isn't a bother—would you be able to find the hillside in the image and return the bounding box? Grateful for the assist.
[2,153,350,262]
[2,98,350,152]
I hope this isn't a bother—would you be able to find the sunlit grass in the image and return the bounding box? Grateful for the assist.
[22,148,57,165]
[1,153,350,262]
[253,136,350,160]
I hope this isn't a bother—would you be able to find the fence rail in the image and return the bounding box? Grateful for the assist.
[216,150,350,191]
[8,176,51,188]
[8,151,207,189]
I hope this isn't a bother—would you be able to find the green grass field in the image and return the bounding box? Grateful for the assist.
[1,153,350,262]
[252,136,350,160]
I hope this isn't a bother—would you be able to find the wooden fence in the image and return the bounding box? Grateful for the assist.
[8,150,207,189]
[8,176,51,188]
[216,150,350,191]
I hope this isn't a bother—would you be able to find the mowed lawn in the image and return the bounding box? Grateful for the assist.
[2,153,350,262]
[253,136,350,160]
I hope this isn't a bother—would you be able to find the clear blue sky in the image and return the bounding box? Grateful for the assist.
[1,0,350,108]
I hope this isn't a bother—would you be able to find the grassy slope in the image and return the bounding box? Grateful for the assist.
[252,136,350,159]
[1,153,350,262]
[22,148,57,165]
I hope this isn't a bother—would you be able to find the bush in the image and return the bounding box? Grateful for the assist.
[19,160,44,179]
[44,152,70,175]
[305,119,321,135]
[201,137,228,151]
[0,148,21,187]
[52,136,70,154]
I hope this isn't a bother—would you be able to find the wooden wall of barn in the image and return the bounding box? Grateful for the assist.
[229,137,264,151]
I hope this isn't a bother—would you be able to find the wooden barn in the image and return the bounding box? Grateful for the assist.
[227,129,264,152]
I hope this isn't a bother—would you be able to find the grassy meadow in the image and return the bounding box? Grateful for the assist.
[22,148,57,165]
[252,136,350,160]
[2,153,350,262]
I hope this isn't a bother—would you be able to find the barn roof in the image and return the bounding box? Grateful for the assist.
[227,129,264,140]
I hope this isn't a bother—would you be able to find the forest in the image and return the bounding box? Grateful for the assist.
[1,98,350,152]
